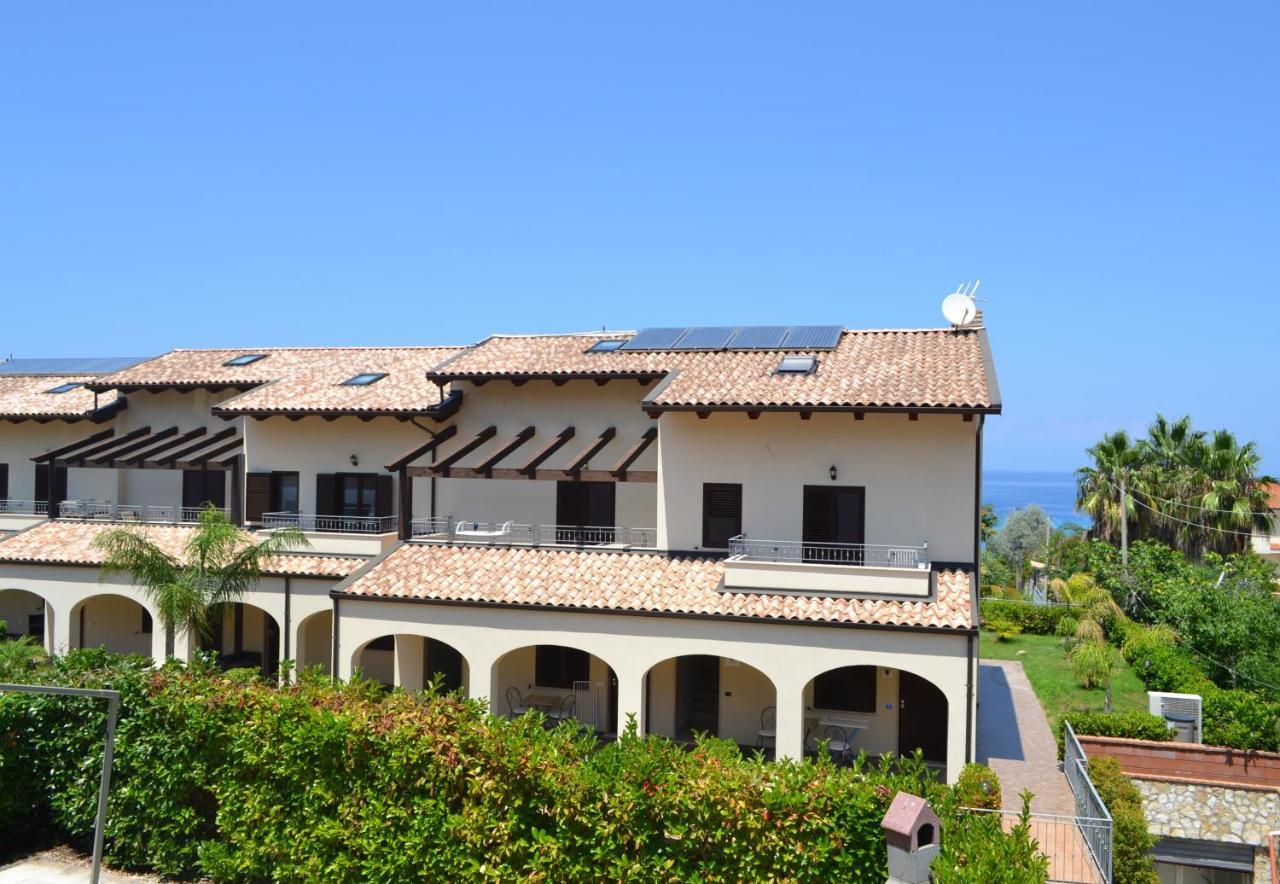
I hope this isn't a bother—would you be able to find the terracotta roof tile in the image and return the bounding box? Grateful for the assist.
[336,542,975,630]
[89,347,462,415]
[1264,483,1280,510]
[0,376,122,419]
[0,520,364,578]
[427,329,997,411]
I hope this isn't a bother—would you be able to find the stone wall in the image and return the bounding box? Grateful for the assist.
[1133,778,1277,881]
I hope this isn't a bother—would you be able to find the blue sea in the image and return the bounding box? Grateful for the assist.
[982,470,1089,528]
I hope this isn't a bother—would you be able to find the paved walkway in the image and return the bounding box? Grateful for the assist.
[0,851,162,884]
[976,659,1077,816]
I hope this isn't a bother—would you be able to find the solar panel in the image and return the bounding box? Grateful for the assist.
[781,326,843,350]
[671,327,737,350]
[620,328,688,351]
[0,356,151,375]
[727,326,790,350]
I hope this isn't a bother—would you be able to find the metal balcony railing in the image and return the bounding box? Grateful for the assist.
[0,499,50,516]
[727,535,928,569]
[57,501,229,524]
[409,517,657,549]
[262,512,398,534]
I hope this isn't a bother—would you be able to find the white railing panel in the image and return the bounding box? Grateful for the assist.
[727,535,928,569]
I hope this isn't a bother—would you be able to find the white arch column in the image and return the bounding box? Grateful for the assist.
[394,634,426,691]
[613,661,648,736]
[51,601,71,656]
[771,670,809,762]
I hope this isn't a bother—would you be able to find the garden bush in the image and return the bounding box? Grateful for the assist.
[1061,711,1173,747]
[0,652,1047,882]
[980,600,1074,635]
[1085,756,1158,884]
[953,762,1002,810]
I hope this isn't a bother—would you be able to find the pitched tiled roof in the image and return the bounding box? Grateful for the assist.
[1264,483,1280,510]
[0,520,364,578]
[0,376,123,420]
[427,329,998,411]
[336,542,975,630]
[88,347,462,416]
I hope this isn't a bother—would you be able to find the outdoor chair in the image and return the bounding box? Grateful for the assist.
[824,725,853,765]
[506,686,527,717]
[757,705,776,748]
[546,693,576,726]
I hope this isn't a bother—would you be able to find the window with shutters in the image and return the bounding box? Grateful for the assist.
[0,463,8,500]
[535,645,591,689]
[802,485,865,562]
[813,665,877,713]
[35,464,67,505]
[183,469,226,509]
[702,483,742,548]
[317,473,393,518]
[271,472,300,513]
[555,481,615,543]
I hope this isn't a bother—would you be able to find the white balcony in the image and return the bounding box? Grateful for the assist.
[0,499,50,532]
[261,512,400,555]
[57,501,230,524]
[410,517,657,550]
[724,535,931,597]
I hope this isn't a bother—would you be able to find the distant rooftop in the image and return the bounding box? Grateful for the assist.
[0,356,152,376]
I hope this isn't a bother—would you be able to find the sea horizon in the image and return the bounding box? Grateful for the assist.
[982,468,1089,528]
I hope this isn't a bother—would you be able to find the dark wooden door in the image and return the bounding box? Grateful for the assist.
[802,486,865,563]
[183,469,226,509]
[897,671,947,764]
[675,655,720,741]
[555,481,616,543]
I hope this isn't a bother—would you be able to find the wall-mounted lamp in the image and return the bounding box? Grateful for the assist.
[829,464,838,481]
[349,454,359,467]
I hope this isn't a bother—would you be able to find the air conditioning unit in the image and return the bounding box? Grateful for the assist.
[1148,691,1202,744]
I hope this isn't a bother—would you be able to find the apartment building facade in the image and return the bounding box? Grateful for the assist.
[0,321,999,782]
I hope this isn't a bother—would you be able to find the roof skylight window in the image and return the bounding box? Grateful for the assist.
[341,372,387,387]
[45,382,83,394]
[223,353,267,367]
[587,339,626,353]
[776,355,817,375]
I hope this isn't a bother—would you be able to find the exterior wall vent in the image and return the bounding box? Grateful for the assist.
[1147,691,1202,743]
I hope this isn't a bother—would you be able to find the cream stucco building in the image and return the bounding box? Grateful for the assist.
[0,320,999,782]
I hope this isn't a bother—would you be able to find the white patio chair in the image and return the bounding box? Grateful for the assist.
[757,705,776,748]
[824,725,853,765]
[506,686,527,717]
[546,694,576,726]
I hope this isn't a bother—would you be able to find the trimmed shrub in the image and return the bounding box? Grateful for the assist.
[953,762,1002,810]
[0,653,1048,882]
[1063,711,1173,745]
[1086,756,1158,884]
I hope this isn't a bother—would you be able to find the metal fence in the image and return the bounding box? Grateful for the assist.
[961,807,1111,883]
[58,501,228,524]
[727,535,928,569]
[262,512,398,534]
[0,499,49,515]
[409,517,657,549]
[1063,721,1114,882]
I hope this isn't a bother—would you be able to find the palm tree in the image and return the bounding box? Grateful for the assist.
[1076,431,1145,545]
[93,506,307,657]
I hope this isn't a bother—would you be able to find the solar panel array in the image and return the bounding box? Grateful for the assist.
[0,356,152,376]
[619,326,842,352]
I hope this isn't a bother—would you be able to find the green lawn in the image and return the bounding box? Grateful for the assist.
[980,632,1148,730]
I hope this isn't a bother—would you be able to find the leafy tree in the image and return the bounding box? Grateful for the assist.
[979,502,999,544]
[989,505,1050,590]
[1076,430,1144,547]
[92,507,306,656]
[1069,640,1119,711]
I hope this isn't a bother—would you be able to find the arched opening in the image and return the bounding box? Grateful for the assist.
[70,594,154,657]
[354,634,468,694]
[295,610,333,677]
[0,589,50,648]
[643,655,776,752]
[198,602,281,678]
[801,665,948,773]
[493,645,618,737]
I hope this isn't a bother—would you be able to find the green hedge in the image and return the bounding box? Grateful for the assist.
[1117,622,1280,751]
[1064,711,1173,746]
[1086,756,1158,884]
[0,651,1047,882]
[980,600,1075,635]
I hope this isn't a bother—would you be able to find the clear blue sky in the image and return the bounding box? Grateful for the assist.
[2,3,1275,471]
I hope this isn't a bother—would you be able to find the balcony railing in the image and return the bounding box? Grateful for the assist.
[57,501,229,524]
[410,517,657,549]
[262,512,399,534]
[727,535,928,569]
[0,499,50,516]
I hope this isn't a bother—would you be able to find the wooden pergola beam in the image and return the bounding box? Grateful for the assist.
[431,426,497,477]
[61,426,153,467]
[519,427,575,478]
[385,424,458,471]
[122,426,208,466]
[88,426,179,467]
[476,427,535,477]
[610,427,657,480]
[30,428,115,463]
[149,426,237,467]
[564,427,616,475]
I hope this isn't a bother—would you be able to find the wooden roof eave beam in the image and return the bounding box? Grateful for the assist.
[173,437,244,470]
[121,426,209,466]
[88,426,180,466]
[430,426,498,477]
[54,426,154,467]
[519,426,575,479]
[609,427,657,481]
[476,427,535,477]
[564,427,617,476]
[385,424,458,472]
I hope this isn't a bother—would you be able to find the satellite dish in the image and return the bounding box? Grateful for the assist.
[941,292,977,326]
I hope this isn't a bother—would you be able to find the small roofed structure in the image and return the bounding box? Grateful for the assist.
[881,791,941,884]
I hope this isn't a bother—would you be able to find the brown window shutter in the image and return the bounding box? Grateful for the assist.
[702,483,742,548]
[315,474,337,516]
[0,463,8,500]
[374,475,394,518]
[245,473,272,523]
